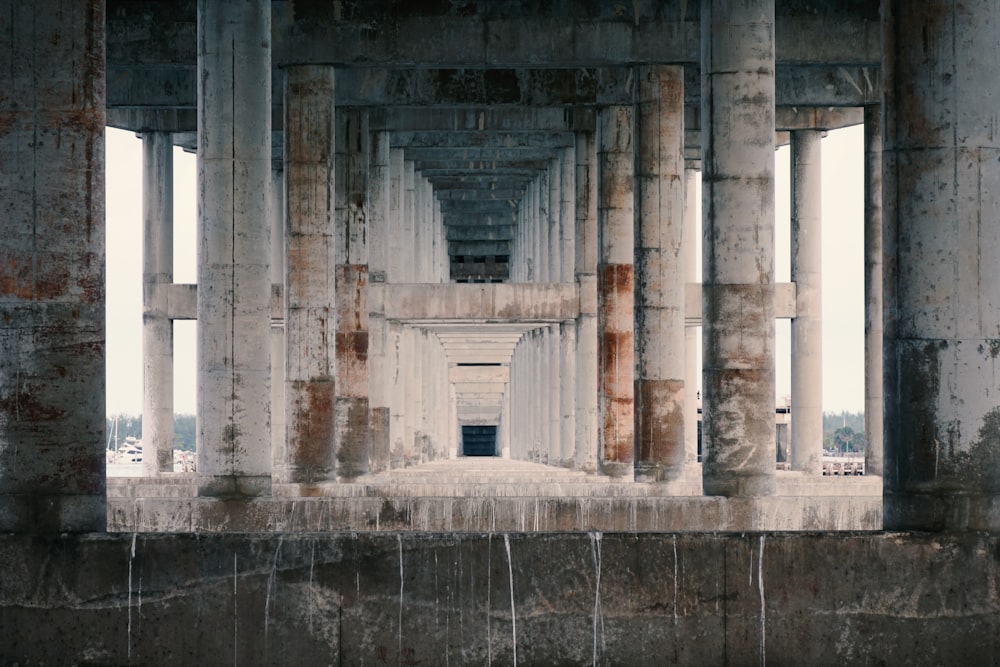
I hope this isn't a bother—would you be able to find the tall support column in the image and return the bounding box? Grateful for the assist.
[597,105,635,476]
[700,0,777,497]
[197,0,272,497]
[684,165,701,464]
[404,327,420,464]
[388,321,406,467]
[270,166,286,479]
[560,320,577,467]
[387,148,405,283]
[448,379,458,458]
[501,376,512,458]
[560,145,577,284]
[414,176,427,282]
[334,109,370,478]
[404,161,416,281]
[369,131,391,472]
[549,160,562,282]
[790,130,823,474]
[0,0,106,531]
[548,324,561,465]
[634,65,687,482]
[575,129,600,472]
[883,1,1000,530]
[142,132,175,476]
[864,105,884,478]
[283,65,335,485]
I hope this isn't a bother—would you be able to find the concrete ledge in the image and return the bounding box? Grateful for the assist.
[1,531,995,665]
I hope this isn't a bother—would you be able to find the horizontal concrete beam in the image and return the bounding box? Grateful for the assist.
[439,199,518,214]
[685,282,797,324]
[406,146,562,161]
[448,241,512,256]
[453,382,507,393]
[449,366,510,383]
[447,226,515,241]
[416,160,547,172]
[443,213,518,227]
[376,283,578,321]
[392,131,575,149]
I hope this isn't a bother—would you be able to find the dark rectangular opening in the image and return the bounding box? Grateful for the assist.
[462,425,497,457]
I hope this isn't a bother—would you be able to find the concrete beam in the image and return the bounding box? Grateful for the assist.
[377,284,577,321]
[446,226,515,242]
[448,241,513,257]
[392,131,575,149]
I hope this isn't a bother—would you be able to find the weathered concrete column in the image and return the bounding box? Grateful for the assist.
[549,160,562,282]
[403,161,416,282]
[414,176,427,282]
[548,324,562,465]
[197,0,272,497]
[864,105,884,478]
[387,148,405,283]
[883,1,1000,530]
[634,65,687,482]
[575,129,600,473]
[700,0,777,497]
[369,131,391,472]
[597,105,635,476]
[270,166,287,479]
[559,320,577,467]
[283,66,335,485]
[0,0,106,532]
[404,327,420,464]
[501,376,512,458]
[528,180,540,282]
[388,321,406,467]
[684,165,701,464]
[790,130,823,475]
[334,109,370,478]
[560,145,577,284]
[142,132,175,476]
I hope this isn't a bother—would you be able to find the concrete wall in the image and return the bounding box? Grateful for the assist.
[1,532,996,665]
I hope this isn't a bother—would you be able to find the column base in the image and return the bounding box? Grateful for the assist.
[599,461,633,478]
[198,474,272,499]
[634,462,686,483]
[703,473,776,498]
[884,491,1000,532]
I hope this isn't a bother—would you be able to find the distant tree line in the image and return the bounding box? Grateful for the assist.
[822,411,865,454]
[106,414,196,452]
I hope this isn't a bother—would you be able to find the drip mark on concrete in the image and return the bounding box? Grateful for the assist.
[504,534,517,667]
[759,535,766,667]
[590,531,604,666]
[398,534,404,666]
[128,533,136,663]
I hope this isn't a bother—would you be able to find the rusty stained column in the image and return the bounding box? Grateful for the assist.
[863,105,884,478]
[197,0,272,497]
[790,130,824,475]
[575,128,600,473]
[634,65,687,483]
[883,1,1000,530]
[333,109,370,478]
[597,105,636,477]
[283,65,335,485]
[368,130,391,472]
[700,0,777,497]
[270,165,287,478]
[684,165,701,464]
[0,0,106,531]
[142,132,175,476]
[548,159,562,283]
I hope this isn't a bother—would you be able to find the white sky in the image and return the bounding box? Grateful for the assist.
[104,124,865,417]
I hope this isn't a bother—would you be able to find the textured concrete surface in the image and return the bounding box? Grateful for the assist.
[1,531,996,666]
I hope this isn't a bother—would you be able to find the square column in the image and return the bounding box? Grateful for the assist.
[863,105,884,479]
[197,0,273,497]
[548,160,562,282]
[142,132,175,475]
[700,0,777,497]
[575,130,600,473]
[634,65,687,482]
[0,0,106,532]
[559,145,577,284]
[283,65,336,485]
[369,131,391,472]
[597,105,636,477]
[789,130,824,475]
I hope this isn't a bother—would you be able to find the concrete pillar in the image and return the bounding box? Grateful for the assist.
[388,321,406,467]
[700,0,777,497]
[388,148,405,283]
[790,130,823,475]
[501,376,512,458]
[270,166,286,479]
[414,176,427,282]
[882,1,1000,530]
[283,65,335,485]
[634,65,687,483]
[404,161,416,282]
[549,160,562,282]
[548,324,561,465]
[0,0,106,532]
[684,166,701,464]
[448,379,459,458]
[369,131,391,472]
[142,132,175,476]
[527,180,539,282]
[597,105,635,477]
[560,145,577,284]
[404,327,420,464]
[197,0,272,497]
[864,105,884,478]
[334,109,370,478]
[575,130,600,473]
[560,320,577,467]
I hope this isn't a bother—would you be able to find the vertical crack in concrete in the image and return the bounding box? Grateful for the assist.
[504,534,517,667]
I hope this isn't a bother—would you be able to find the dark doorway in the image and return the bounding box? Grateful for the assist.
[462,425,497,456]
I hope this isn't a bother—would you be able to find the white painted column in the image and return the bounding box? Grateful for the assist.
[790,129,823,475]
[142,131,175,476]
[597,104,635,477]
[700,0,777,497]
[864,105,883,478]
[634,65,687,483]
[197,0,272,496]
[575,130,600,473]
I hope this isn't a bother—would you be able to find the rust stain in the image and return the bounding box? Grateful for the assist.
[336,396,370,478]
[634,378,685,468]
[288,378,335,483]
